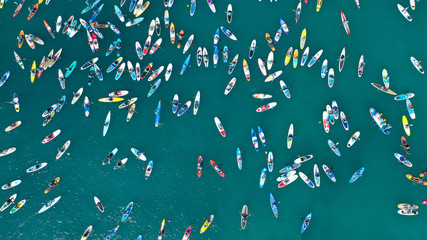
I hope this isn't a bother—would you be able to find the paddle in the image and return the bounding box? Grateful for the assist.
[339,21,349,26]
[337,55,350,61]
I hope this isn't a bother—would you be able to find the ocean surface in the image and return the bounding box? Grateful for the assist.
[1,0,427,239]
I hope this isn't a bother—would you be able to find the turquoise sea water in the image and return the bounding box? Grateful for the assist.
[1,0,427,239]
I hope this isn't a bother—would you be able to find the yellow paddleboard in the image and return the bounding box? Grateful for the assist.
[316,0,323,12]
[200,215,214,234]
[300,28,306,49]
[402,115,410,136]
[31,61,36,83]
[243,59,250,81]
[397,203,418,210]
[156,218,165,239]
[135,1,150,17]
[177,30,184,49]
[406,174,427,185]
[44,177,60,194]
[293,49,299,68]
[265,33,275,51]
[284,47,293,66]
[99,97,124,103]
[126,104,136,122]
[18,30,25,48]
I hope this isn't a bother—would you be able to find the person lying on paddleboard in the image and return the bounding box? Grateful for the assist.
[48,181,57,188]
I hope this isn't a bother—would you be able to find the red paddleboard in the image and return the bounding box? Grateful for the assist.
[210,160,225,177]
[197,156,203,178]
[401,136,410,154]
